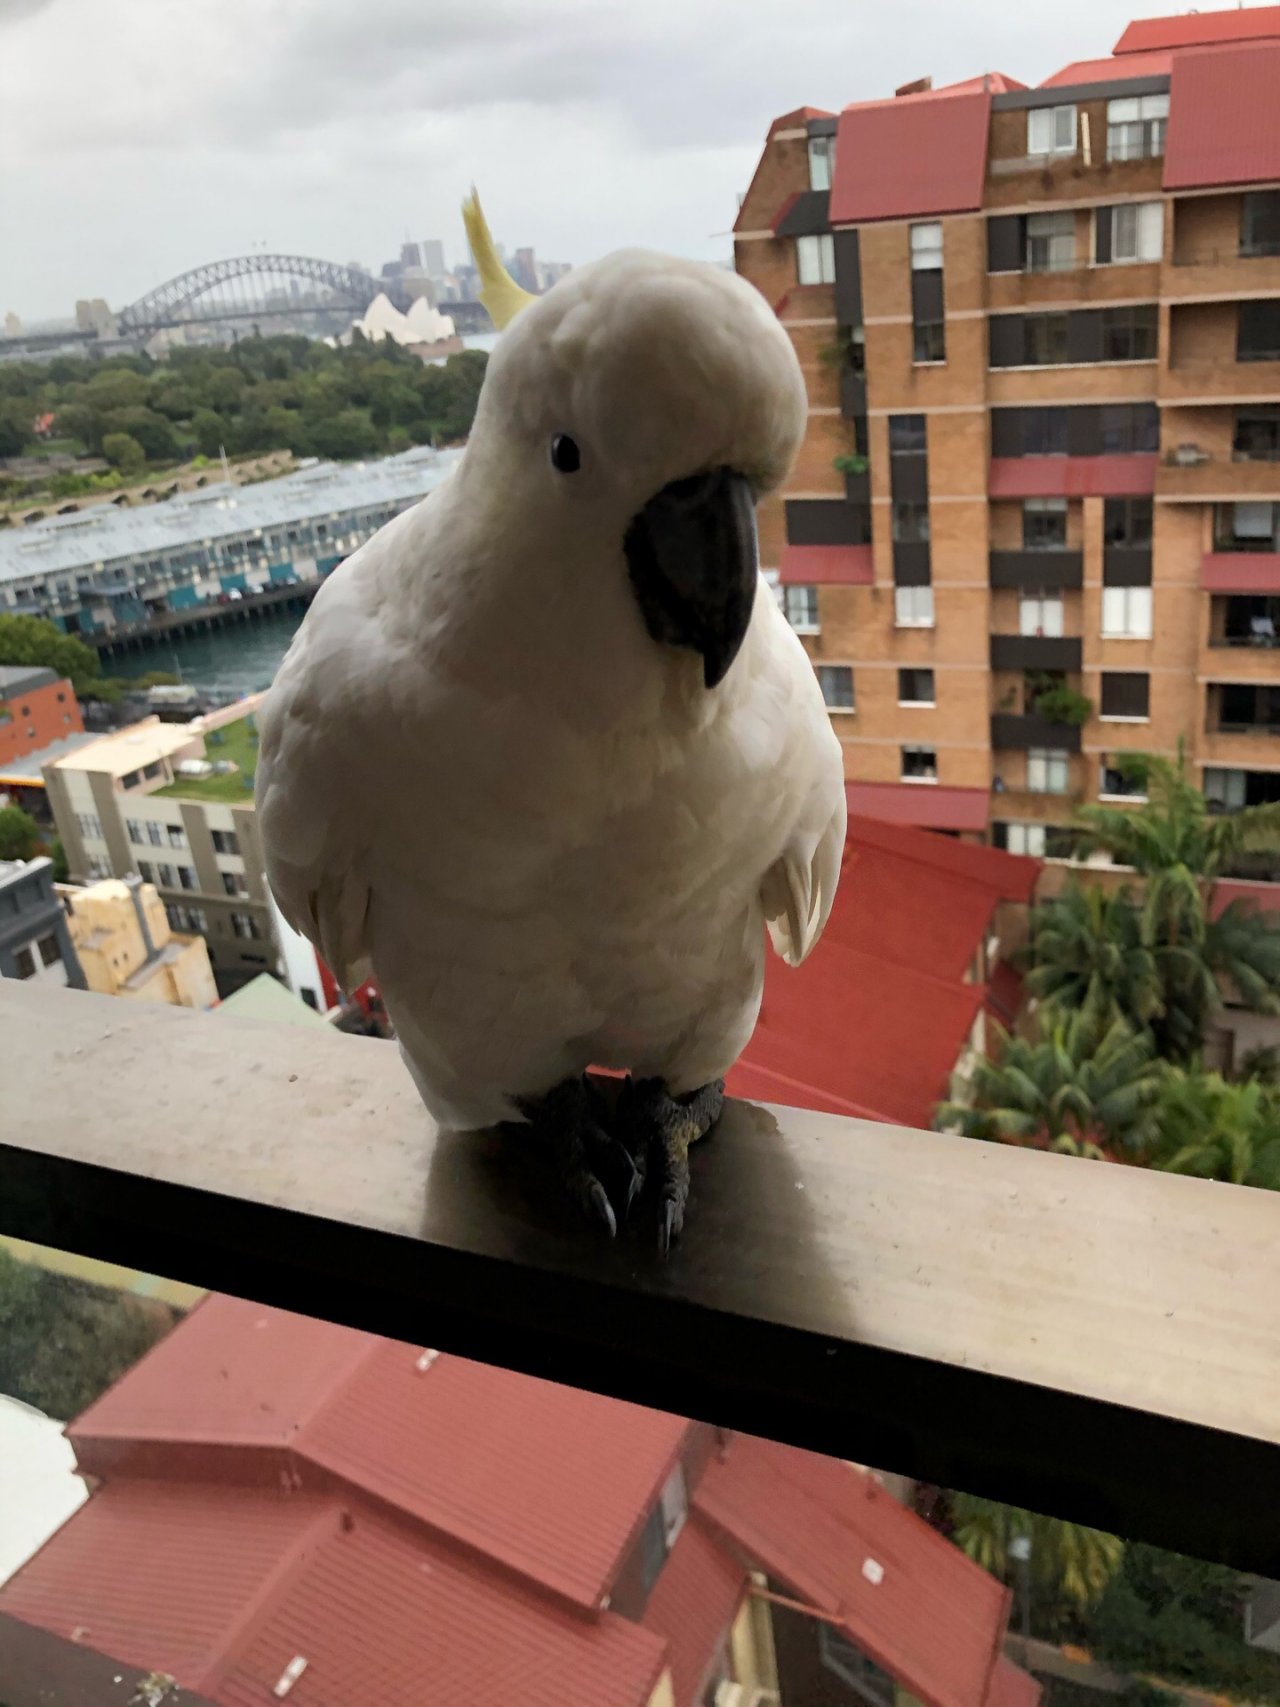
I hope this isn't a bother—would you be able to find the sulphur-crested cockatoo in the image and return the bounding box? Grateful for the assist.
[256,192,846,1250]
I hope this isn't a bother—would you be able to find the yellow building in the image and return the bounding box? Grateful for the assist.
[62,874,217,1009]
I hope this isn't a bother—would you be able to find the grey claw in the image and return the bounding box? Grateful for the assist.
[590,1181,617,1239]
[659,1199,679,1257]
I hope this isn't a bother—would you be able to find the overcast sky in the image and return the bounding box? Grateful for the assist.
[2,0,1172,321]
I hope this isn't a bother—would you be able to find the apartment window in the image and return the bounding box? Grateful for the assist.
[1020,592,1064,637]
[1026,212,1075,273]
[1102,306,1158,362]
[157,863,175,888]
[909,222,943,270]
[913,320,946,363]
[147,822,164,847]
[658,1465,688,1549]
[1240,190,1280,258]
[137,861,154,883]
[796,233,836,285]
[1109,201,1163,264]
[168,903,209,934]
[1027,748,1071,794]
[125,819,143,843]
[231,911,262,940]
[817,665,855,710]
[895,585,934,627]
[1027,103,1076,157]
[1023,499,1067,550]
[1101,755,1148,799]
[898,667,935,704]
[1106,92,1168,161]
[1022,408,1069,457]
[36,933,62,969]
[1024,313,1070,365]
[1217,501,1280,551]
[1204,767,1247,812]
[75,812,103,840]
[222,870,248,896]
[808,134,835,191]
[1101,671,1150,719]
[901,745,938,781]
[888,413,927,453]
[211,829,240,856]
[1002,821,1048,858]
[142,761,163,781]
[783,585,819,633]
[120,769,142,790]
[13,945,35,980]
[167,825,185,848]
[1234,407,1280,462]
[1101,403,1159,455]
[1102,585,1153,638]
[87,854,111,878]
[178,866,197,891]
[1104,497,1153,547]
[1238,301,1280,363]
[891,502,930,544]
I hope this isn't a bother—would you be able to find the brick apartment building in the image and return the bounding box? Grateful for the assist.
[735,4,1280,857]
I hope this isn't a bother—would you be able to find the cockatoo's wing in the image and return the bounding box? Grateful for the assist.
[755,600,848,969]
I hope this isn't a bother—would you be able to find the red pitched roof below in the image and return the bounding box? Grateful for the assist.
[989,455,1157,499]
[1039,49,1171,87]
[987,1655,1045,1707]
[642,1520,746,1707]
[829,89,992,225]
[1115,6,1280,54]
[1201,552,1280,593]
[695,1436,1020,1707]
[1211,879,1280,921]
[846,780,989,833]
[779,543,874,585]
[1164,40,1280,189]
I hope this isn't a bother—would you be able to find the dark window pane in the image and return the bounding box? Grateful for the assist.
[892,502,930,543]
[38,933,61,967]
[1101,671,1150,718]
[1025,313,1069,364]
[889,414,927,453]
[913,320,946,362]
[1239,300,1280,362]
[14,946,36,979]
[1104,498,1153,546]
[1102,305,1158,361]
[898,667,935,702]
[1241,190,1280,258]
[1234,407,1280,462]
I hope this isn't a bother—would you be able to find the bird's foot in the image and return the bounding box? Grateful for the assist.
[615,1076,725,1254]
[514,1076,642,1239]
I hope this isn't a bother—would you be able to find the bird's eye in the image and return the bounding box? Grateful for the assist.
[550,433,581,474]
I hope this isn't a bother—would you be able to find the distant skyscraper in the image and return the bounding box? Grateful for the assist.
[401,241,422,270]
[512,247,538,293]
[420,239,446,280]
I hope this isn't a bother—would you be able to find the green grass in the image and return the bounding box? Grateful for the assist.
[155,714,259,802]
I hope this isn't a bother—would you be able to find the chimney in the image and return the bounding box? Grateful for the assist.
[124,871,158,962]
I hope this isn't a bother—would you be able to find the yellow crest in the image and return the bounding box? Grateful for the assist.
[461,188,538,331]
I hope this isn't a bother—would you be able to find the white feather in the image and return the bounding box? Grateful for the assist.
[257,250,845,1130]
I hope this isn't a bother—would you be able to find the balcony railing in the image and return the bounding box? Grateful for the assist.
[991,711,1084,751]
[990,634,1083,672]
[2,981,1278,1575]
[1172,242,1280,265]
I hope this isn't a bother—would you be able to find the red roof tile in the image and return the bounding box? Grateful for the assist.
[989,455,1157,499]
[846,781,989,833]
[829,89,992,225]
[643,1521,746,1707]
[1201,552,1280,593]
[779,543,874,585]
[695,1436,1015,1707]
[1115,6,1280,53]
[1164,40,1280,190]
[1038,50,1172,87]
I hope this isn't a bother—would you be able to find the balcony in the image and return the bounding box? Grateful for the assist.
[989,548,1084,591]
[1161,357,1280,404]
[3,981,1279,1575]
[1207,595,1280,661]
[1168,240,1280,305]
[1156,451,1280,501]
[991,711,1083,752]
[1207,681,1280,741]
[990,634,1082,672]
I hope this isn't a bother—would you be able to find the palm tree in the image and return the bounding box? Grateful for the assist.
[950,1494,1123,1610]
[1153,1070,1280,1188]
[937,1013,1163,1158]
[1021,881,1161,1035]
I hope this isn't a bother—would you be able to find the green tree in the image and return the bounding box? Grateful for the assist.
[82,367,150,413]
[52,401,101,453]
[1022,881,1162,1036]
[101,406,178,463]
[950,1494,1123,1611]
[305,407,380,460]
[0,410,27,457]
[1152,1068,1280,1187]
[0,613,100,692]
[191,407,228,459]
[937,1013,1164,1158]
[0,1248,175,1422]
[0,804,40,860]
[49,836,69,882]
[101,431,145,476]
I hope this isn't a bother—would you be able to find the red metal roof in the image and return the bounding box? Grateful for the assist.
[1201,552,1280,593]
[1038,50,1172,87]
[779,543,874,585]
[695,1435,1021,1707]
[642,1520,746,1707]
[1116,6,1280,54]
[846,780,989,832]
[730,814,1037,1128]
[989,455,1156,500]
[987,1655,1045,1707]
[1164,40,1280,189]
[829,89,992,225]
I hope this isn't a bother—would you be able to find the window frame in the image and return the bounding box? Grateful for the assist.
[901,744,939,782]
[783,584,820,635]
[1105,93,1168,162]
[897,666,936,706]
[816,664,855,712]
[909,221,943,271]
[808,134,835,192]
[1023,312,1070,366]
[1019,591,1065,638]
[1100,670,1151,720]
[1027,103,1076,158]
[796,232,836,286]
[894,584,935,628]
[1022,498,1068,551]
[1102,584,1154,639]
[1025,211,1076,274]
[1027,747,1071,795]
[1102,305,1158,363]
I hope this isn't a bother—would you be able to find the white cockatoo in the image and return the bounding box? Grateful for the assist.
[256,193,846,1250]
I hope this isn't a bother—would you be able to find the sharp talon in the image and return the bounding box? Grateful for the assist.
[659,1199,678,1257]
[590,1181,617,1238]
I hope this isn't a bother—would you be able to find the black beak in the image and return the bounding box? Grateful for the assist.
[623,466,758,689]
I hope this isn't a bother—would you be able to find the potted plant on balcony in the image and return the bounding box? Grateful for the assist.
[1033,684,1093,726]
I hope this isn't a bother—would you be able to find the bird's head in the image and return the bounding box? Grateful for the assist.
[460,193,806,691]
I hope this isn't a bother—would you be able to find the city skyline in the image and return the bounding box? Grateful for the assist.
[1,0,1180,320]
